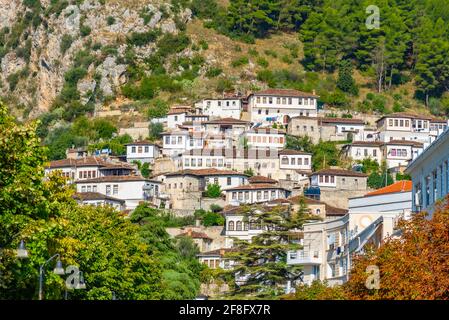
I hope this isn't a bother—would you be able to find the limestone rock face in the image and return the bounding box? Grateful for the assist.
[0,0,188,118]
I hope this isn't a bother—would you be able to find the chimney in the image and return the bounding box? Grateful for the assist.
[220,249,225,256]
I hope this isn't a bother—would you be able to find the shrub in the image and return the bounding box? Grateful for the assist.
[127,30,160,46]
[205,183,221,198]
[256,57,269,68]
[216,77,234,93]
[248,48,258,56]
[60,34,73,54]
[231,56,249,68]
[281,55,293,64]
[106,16,115,26]
[80,24,91,37]
[202,212,224,227]
[264,49,278,58]
[147,99,169,119]
[157,33,190,57]
[205,67,222,78]
[199,39,208,50]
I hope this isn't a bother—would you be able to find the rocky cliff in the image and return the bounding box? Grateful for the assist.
[0,0,191,119]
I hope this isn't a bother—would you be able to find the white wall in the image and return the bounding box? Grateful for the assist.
[127,145,158,163]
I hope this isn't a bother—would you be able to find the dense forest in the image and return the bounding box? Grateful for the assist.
[198,0,449,107]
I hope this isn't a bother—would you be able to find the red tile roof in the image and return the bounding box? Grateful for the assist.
[76,175,160,184]
[248,175,278,184]
[376,112,433,122]
[226,184,287,191]
[48,156,108,168]
[320,117,365,125]
[365,180,412,196]
[73,192,125,203]
[252,88,319,98]
[204,117,250,125]
[386,140,423,147]
[177,230,212,240]
[348,141,384,147]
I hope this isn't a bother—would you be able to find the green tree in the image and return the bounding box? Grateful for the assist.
[337,60,358,96]
[205,183,222,198]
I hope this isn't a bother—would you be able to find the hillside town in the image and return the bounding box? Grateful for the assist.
[44,88,449,296]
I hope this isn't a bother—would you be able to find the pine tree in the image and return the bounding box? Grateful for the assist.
[337,60,358,96]
[222,201,320,298]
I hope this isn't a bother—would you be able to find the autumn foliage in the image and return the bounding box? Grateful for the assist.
[344,196,449,300]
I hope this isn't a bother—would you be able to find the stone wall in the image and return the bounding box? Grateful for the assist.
[319,189,369,209]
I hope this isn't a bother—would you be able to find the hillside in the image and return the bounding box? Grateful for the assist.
[2,0,449,159]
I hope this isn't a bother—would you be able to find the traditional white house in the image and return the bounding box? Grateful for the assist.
[341,141,384,164]
[383,140,423,169]
[75,175,162,209]
[202,118,251,137]
[225,184,290,205]
[125,141,160,164]
[248,88,319,125]
[376,112,433,144]
[310,169,368,191]
[195,97,242,120]
[45,157,135,182]
[161,130,206,157]
[243,128,286,149]
[163,169,249,192]
[278,149,312,171]
[73,192,126,211]
[197,248,235,269]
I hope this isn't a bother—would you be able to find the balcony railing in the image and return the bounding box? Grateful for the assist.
[287,250,321,265]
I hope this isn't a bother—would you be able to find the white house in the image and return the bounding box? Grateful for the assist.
[342,141,384,164]
[75,175,162,209]
[384,140,423,169]
[376,112,433,144]
[202,118,251,137]
[310,169,368,191]
[225,184,290,205]
[45,156,135,182]
[278,149,312,171]
[161,130,206,157]
[195,97,242,120]
[248,88,319,125]
[126,141,160,164]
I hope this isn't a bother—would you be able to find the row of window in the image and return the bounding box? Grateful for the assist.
[319,175,335,184]
[389,148,408,157]
[247,135,285,144]
[388,119,411,128]
[281,156,309,166]
[231,190,277,201]
[130,146,150,154]
[106,184,119,196]
[81,185,97,192]
[206,100,238,107]
[255,96,314,105]
[415,160,449,209]
[202,259,221,269]
[355,148,378,157]
[430,123,447,131]
[79,170,97,179]
[165,136,203,147]
[227,220,262,231]
[296,125,315,132]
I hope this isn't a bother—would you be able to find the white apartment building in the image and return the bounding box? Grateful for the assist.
[195,97,242,119]
[248,88,319,125]
[406,126,449,216]
[243,128,286,149]
[287,181,413,288]
[75,175,162,209]
[125,141,160,164]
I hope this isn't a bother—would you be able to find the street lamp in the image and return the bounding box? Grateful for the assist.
[38,254,64,300]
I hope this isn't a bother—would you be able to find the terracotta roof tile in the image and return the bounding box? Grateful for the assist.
[386,140,423,147]
[248,175,278,184]
[226,184,287,191]
[177,230,212,240]
[252,88,319,98]
[73,192,125,203]
[365,180,412,196]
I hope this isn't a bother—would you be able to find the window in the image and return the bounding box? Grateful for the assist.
[286,174,291,181]
[298,158,302,165]
[364,149,368,157]
[268,97,273,104]
[257,191,262,200]
[325,176,329,183]
[227,177,232,185]
[389,119,393,126]
[256,97,260,103]
[303,125,307,131]
[304,158,309,165]
[145,146,150,152]
[288,98,292,104]
[184,158,189,167]
[330,176,335,183]
[264,191,269,199]
[281,156,289,165]
[171,137,176,144]
[174,116,178,121]
[319,175,323,183]
[271,190,276,198]
[92,185,97,192]
[238,192,243,201]
[132,146,136,153]
[177,136,182,144]
[206,159,211,167]
[373,149,377,157]
[263,97,267,103]
[214,177,219,185]
[405,120,410,127]
[291,158,296,165]
[228,221,235,231]
[245,191,249,200]
[400,120,404,127]
[265,110,269,115]
[232,192,237,200]
[218,159,224,167]
[391,149,397,157]
[198,159,203,167]
[236,221,242,231]
[394,119,398,126]
[191,158,196,167]
[165,137,170,145]
[81,186,86,192]
[106,185,111,195]
[226,101,230,107]
[113,185,118,195]
[258,109,262,114]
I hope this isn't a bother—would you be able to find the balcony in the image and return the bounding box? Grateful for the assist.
[287,250,321,265]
